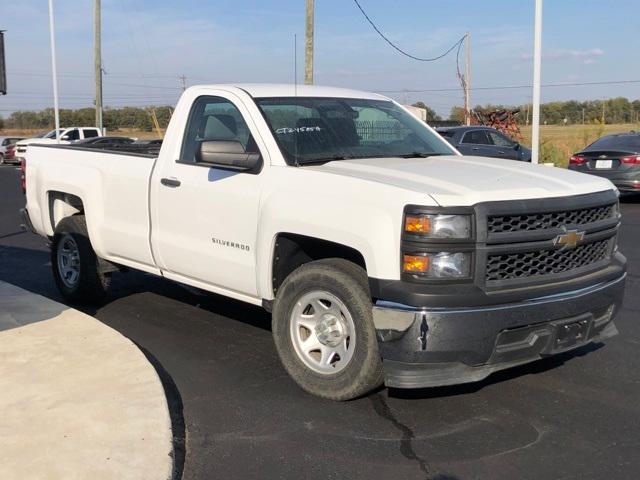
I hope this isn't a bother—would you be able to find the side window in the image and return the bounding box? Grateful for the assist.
[1,139,9,146]
[180,96,256,162]
[461,130,490,145]
[83,129,99,139]
[488,130,513,147]
[65,129,80,141]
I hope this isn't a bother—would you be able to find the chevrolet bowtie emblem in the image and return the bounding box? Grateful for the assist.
[554,229,584,249]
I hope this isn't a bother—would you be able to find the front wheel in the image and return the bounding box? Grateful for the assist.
[272,259,383,400]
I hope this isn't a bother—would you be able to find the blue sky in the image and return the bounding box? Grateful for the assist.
[1,0,639,117]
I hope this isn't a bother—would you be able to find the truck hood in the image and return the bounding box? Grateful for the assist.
[309,155,615,206]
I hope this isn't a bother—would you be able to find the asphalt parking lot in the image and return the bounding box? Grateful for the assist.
[1,165,639,480]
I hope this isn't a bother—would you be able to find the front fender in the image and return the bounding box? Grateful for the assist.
[254,169,429,299]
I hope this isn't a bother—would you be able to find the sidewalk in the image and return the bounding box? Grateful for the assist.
[0,281,174,480]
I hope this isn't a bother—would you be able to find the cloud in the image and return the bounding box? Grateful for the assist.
[521,48,604,62]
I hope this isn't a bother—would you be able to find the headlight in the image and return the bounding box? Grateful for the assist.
[403,252,472,278]
[611,201,620,219]
[404,214,472,239]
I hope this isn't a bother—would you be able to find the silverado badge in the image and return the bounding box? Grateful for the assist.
[554,229,585,249]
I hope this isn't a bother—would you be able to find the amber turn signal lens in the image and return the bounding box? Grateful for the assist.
[403,255,430,273]
[405,215,431,233]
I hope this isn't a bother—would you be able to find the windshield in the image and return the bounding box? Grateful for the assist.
[43,129,64,139]
[255,97,454,165]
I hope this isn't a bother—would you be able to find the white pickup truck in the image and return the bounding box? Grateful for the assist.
[15,126,104,161]
[21,84,626,400]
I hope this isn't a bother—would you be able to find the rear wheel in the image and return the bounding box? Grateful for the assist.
[272,259,383,400]
[0,154,5,165]
[51,215,111,304]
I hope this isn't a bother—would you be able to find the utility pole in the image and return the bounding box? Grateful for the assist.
[179,74,187,91]
[304,0,314,85]
[0,31,7,95]
[48,0,60,142]
[464,32,471,126]
[601,99,606,124]
[94,0,103,132]
[531,0,543,164]
[582,107,585,124]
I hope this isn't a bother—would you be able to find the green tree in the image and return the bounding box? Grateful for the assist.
[411,102,441,121]
[448,106,465,123]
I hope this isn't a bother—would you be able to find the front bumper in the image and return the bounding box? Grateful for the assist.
[372,272,626,389]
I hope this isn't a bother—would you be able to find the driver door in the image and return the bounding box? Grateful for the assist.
[151,93,264,297]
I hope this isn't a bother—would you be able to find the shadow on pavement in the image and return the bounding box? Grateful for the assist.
[137,344,186,480]
[0,244,271,329]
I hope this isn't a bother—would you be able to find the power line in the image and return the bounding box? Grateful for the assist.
[352,0,465,62]
[6,71,183,90]
[375,79,640,94]
[102,80,180,90]
[6,70,186,79]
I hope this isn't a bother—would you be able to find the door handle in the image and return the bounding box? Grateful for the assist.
[472,147,480,151]
[161,177,181,188]
[498,151,505,154]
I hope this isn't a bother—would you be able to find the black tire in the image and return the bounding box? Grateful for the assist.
[272,258,383,400]
[51,215,111,304]
[0,154,4,165]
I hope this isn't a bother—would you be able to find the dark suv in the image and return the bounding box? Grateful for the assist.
[568,132,640,193]
[436,126,531,162]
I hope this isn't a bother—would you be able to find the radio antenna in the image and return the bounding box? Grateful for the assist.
[294,33,299,165]
[294,34,298,95]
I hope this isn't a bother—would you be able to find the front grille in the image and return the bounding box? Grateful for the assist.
[486,238,611,282]
[488,203,615,234]
[17,147,26,153]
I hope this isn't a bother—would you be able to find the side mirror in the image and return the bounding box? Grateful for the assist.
[513,142,520,151]
[196,140,262,172]
[60,135,70,141]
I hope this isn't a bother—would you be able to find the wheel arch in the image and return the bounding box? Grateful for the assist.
[270,232,368,298]
[47,191,85,232]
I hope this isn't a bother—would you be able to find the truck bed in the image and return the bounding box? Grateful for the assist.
[24,143,159,273]
[33,143,160,158]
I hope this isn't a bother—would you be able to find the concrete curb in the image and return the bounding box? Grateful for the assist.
[0,281,174,480]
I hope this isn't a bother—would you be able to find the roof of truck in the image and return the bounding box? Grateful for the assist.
[190,84,389,100]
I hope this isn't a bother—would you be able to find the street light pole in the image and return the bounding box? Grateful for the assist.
[94,0,103,132]
[47,0,60,143]
[531,0,543,164]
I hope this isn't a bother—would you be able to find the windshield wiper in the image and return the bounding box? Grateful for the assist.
[298,154,354,165]
[399,152,443,158]
[298,152,445,165]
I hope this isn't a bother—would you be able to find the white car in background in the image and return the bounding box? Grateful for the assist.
[15,127,103,161]
[0,136,24,165]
